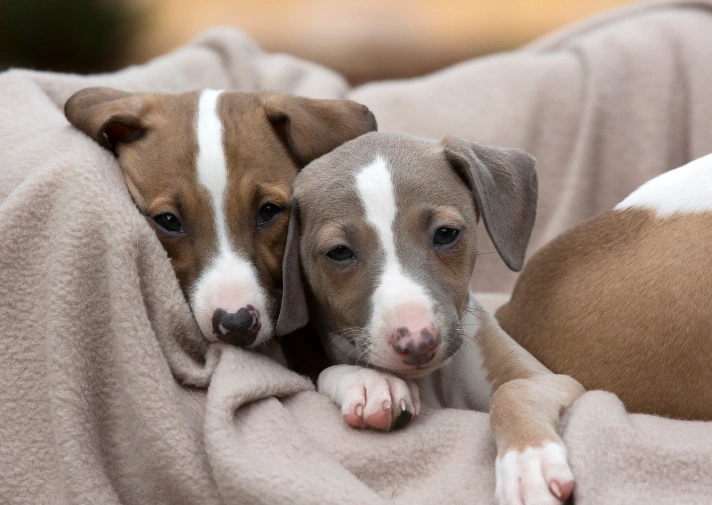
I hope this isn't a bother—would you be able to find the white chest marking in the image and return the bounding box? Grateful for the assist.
[615,153,712,217]
[415,294,492,411]
[354,156,433,353]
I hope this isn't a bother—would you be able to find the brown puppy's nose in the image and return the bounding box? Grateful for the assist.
[212,304,261,347]
[391,326,441,366]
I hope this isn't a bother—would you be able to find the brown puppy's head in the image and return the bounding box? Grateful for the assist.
[286,132,536,377]
[64,87,376,348]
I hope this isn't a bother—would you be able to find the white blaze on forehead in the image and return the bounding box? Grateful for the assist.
[191,89,272,345]
[615,153,712,217]
[354,156,435,362]
[196,89,231,252]
[356,156,398,260]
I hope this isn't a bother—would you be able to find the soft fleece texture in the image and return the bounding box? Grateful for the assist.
[2,1,712,504]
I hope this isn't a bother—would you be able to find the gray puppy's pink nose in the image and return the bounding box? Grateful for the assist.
[391,325,441,366]
[212,304,261,347]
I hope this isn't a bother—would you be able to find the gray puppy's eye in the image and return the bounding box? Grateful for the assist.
[326,245,354,262]
[433,227,460,246]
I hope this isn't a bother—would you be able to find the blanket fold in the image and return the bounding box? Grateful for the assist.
[563,392,712,505]
[2,2,712,504]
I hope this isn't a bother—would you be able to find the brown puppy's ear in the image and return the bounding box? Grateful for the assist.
[259,92,377,167]
[441,135,538,272]
[64,87,145,154]
[275,205,309,336]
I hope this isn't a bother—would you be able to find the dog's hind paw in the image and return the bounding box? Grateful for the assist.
[318,365,419,431]
[495,441,574,505]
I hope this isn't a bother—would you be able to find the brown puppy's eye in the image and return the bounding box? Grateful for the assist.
[258,203,282,225]
[433,227,460,246]
[326,246,354,262]
[153,213,184,234]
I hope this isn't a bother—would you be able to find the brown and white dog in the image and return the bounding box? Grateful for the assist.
[497,153,712,421]
[281,132,585,505]
[64,87,376,349]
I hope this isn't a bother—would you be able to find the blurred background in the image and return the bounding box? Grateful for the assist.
[0,0,636,85]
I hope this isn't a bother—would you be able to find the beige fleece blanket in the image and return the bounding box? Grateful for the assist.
[2,2,712,504]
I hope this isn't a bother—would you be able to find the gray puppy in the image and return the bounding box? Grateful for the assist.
[280,132,584,505]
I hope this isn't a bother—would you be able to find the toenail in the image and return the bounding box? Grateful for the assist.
[355,404,363,417]
[382,400,391,411]
[394,410,413,429]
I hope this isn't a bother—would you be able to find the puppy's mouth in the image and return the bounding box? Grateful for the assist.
[350,344,447,380]
[343,324,463,379]
[372,361,445,379]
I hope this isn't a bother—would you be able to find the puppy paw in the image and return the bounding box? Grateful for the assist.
[324,367,419,431]
[495,442,574,505]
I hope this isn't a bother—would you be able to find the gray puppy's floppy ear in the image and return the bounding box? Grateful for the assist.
[441,135,538,272]
[275,204,309,336]
[64,87,145,155]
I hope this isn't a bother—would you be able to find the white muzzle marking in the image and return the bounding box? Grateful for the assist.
[354,155,436,368]
[189,89,272,346]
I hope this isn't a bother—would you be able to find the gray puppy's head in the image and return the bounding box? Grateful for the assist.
[281,132,537,378]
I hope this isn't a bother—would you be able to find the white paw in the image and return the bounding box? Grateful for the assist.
[323,367,419,431]
[495,442,574,505]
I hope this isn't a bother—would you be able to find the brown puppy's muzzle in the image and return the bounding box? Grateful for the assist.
[391,325,441,367]
[212,305,262,347]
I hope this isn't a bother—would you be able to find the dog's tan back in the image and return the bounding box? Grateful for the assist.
[498,155,712,420]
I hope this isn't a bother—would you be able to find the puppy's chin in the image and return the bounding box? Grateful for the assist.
[326,329,457,379]
[365,355,451,380]
[197,320,275,349]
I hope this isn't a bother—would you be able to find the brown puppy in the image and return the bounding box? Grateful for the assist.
[65,87,376,349]
[282,132,584,505]
[497,153,712,420]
